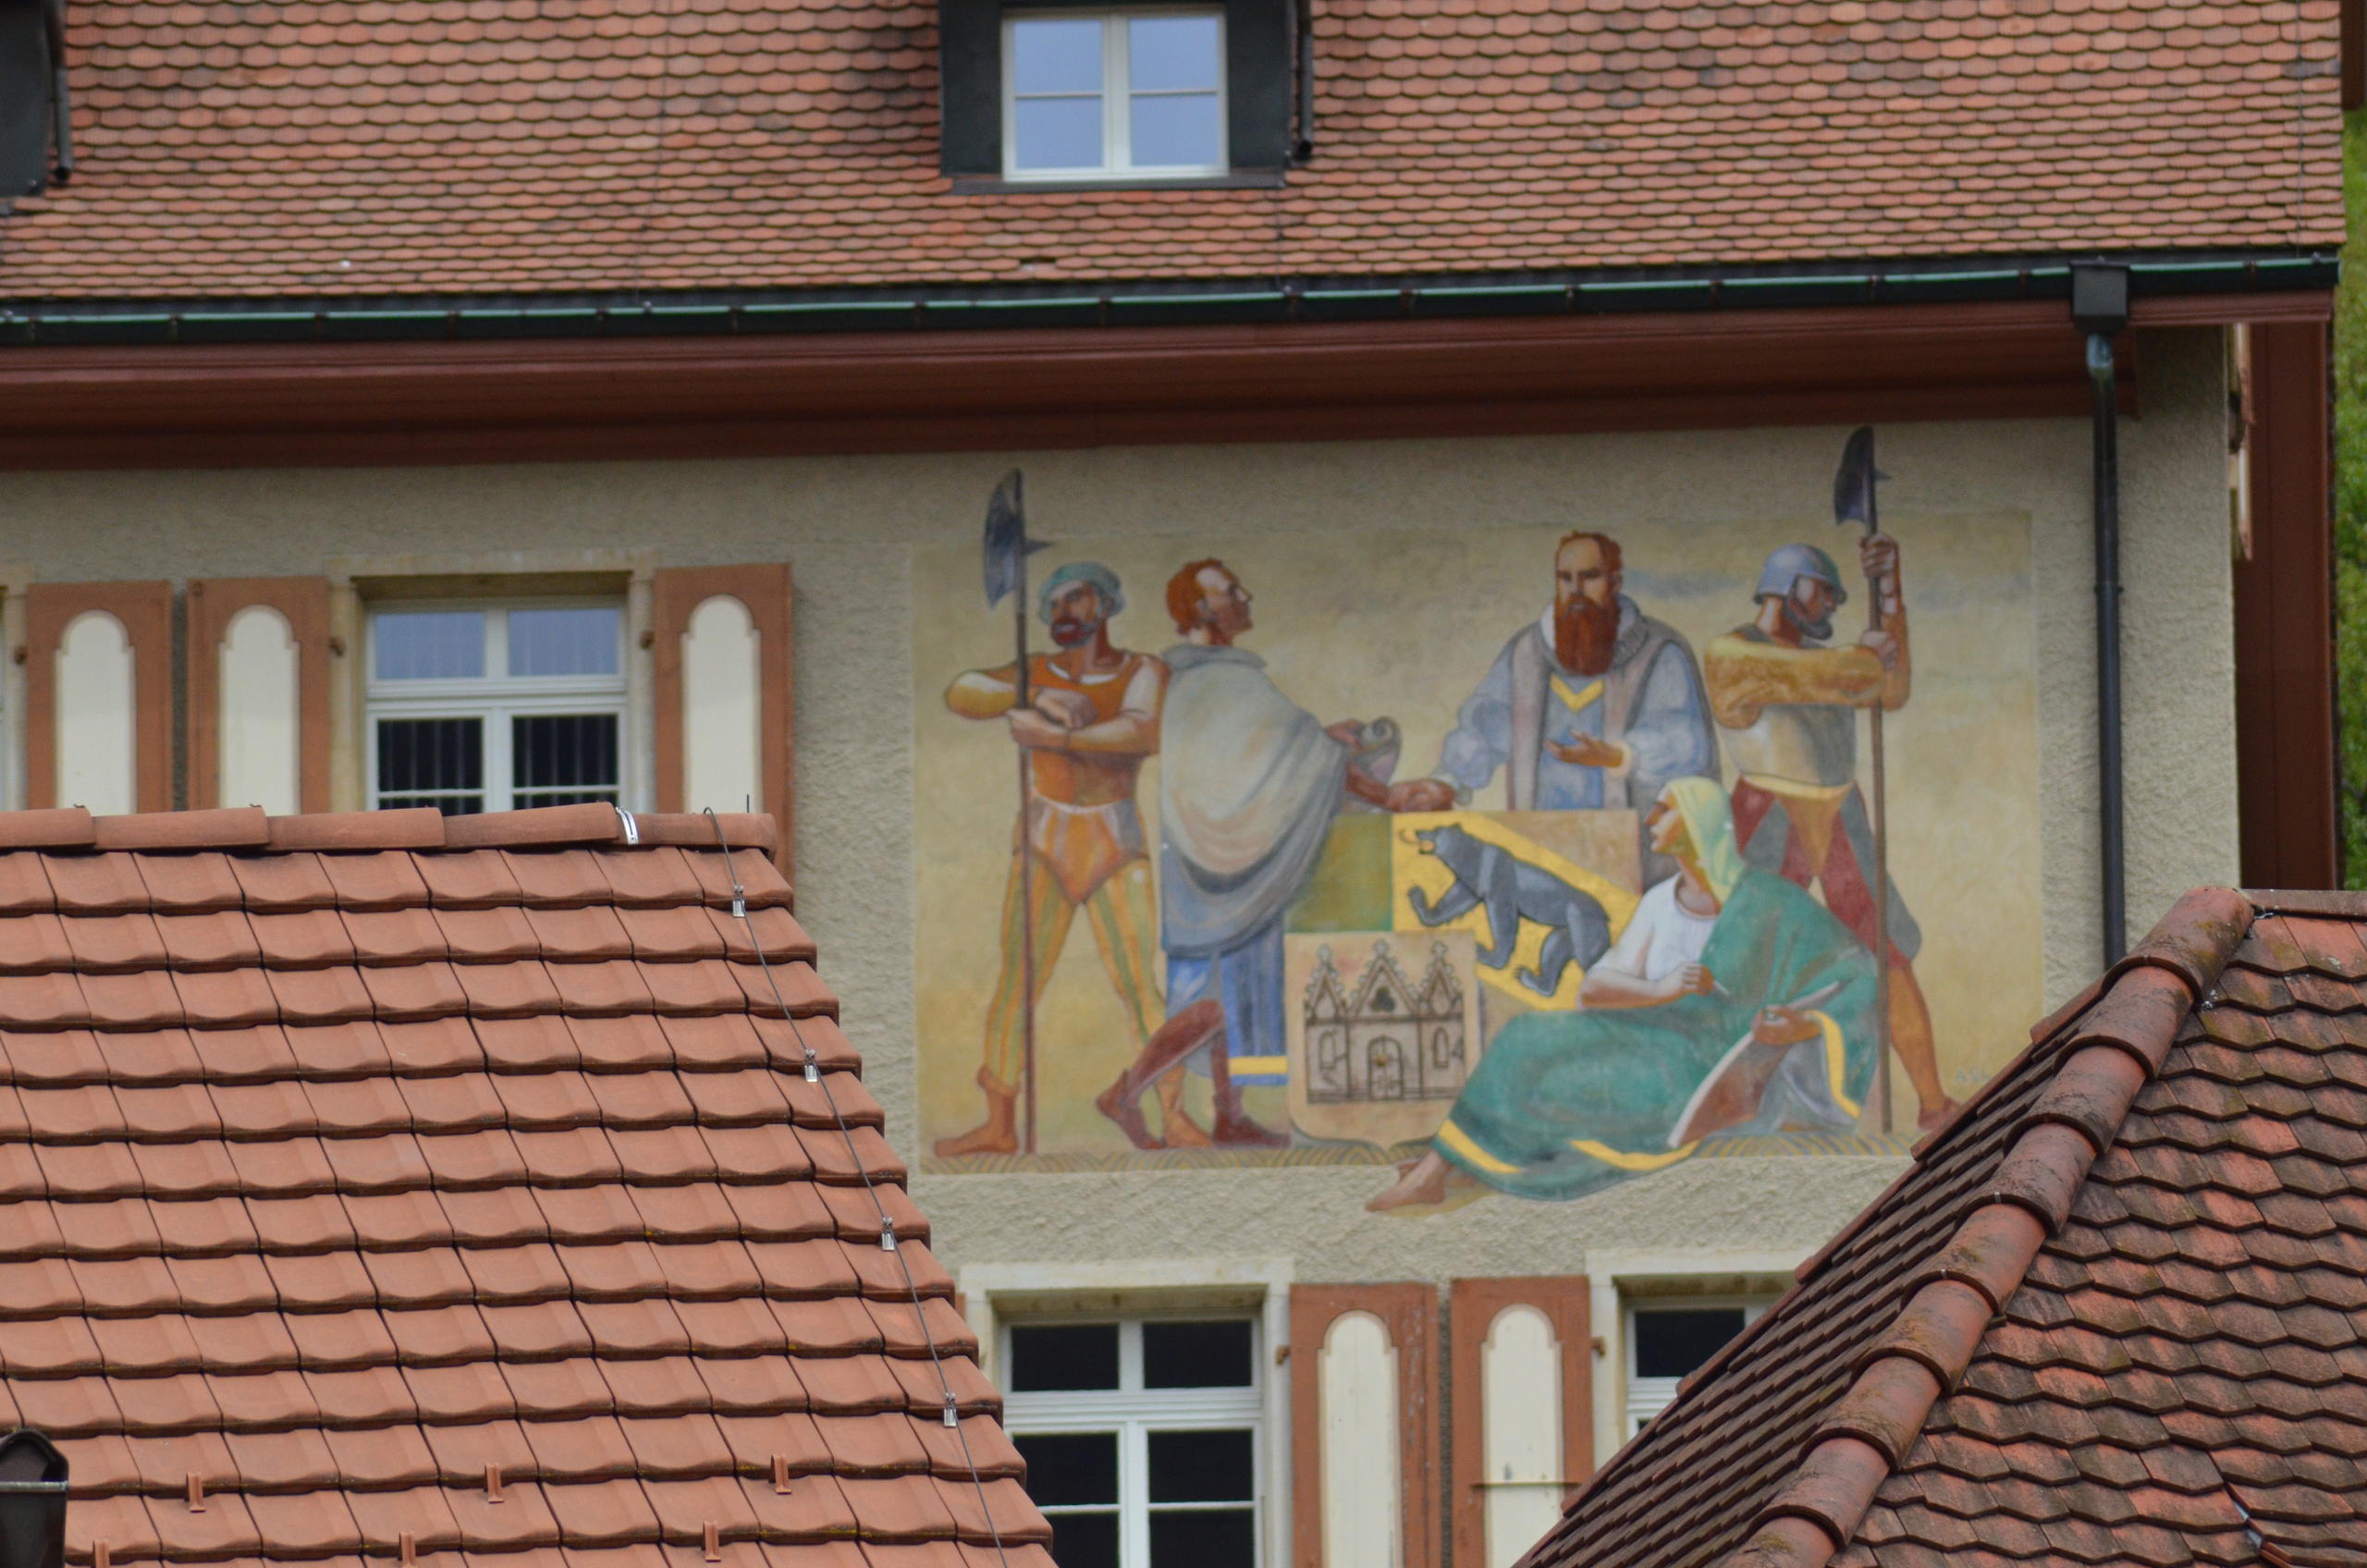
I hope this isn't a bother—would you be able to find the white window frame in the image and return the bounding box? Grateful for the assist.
[1001,7,1229,181]
[962,1258,1291,1568]
[1586,1249,1807,1460]
[363,597,629,814]
[1001,1314,1267,1568]
[1621,1294,1775,1438]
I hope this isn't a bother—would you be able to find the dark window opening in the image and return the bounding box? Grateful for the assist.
[1142,1319,1254,1389]
[376,717,485,816]
[1632,1306,1748,1379]
[1010,1322,1122,1390]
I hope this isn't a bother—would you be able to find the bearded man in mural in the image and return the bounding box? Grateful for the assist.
[1093,558,1402,1149]
[937,562,1170,1158]
[1701,537,1960,1132]
[1367,778,1881,1209]
[1392,531,1718,881]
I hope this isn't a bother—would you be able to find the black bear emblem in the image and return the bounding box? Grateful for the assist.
[1405,823,1613,997]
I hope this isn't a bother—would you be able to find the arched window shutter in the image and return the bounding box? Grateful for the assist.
[653,563,794,871]
[187,577,333,815]
[25,582,172,815]
[1290,1282,1441,1568]
[1449,1277,1593,1568]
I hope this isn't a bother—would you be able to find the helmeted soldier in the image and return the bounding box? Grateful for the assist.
[1701,538,1960,1133]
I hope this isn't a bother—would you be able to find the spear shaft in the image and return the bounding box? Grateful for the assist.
[1011,479,1040,1157]
[1861,480,1895,1137]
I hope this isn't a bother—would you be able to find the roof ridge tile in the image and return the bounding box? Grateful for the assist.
[0,807,95,851]
[266,809,447,852]
[94,808,271,852]
[0,805,784,860]
[439,803,629,851]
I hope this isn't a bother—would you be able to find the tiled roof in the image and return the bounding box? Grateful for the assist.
[1524,886,2367,1568]
[0,0,2343,299]
[0,802,1052,1568]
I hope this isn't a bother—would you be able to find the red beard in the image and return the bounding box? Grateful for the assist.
[1553,595,1620,676]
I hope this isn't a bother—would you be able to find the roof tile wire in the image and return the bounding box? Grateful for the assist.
[702,809,1013,1567]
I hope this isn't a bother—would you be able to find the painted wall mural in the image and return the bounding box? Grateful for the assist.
[912,436,2043,1211]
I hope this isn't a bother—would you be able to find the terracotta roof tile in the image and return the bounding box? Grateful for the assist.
[1527,887,2367,1568]
[0,805,1048,1566]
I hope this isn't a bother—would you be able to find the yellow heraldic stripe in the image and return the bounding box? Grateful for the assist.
[1811,1011,1859,1118]
[1565,1137,1700,1171]
[1548,674,1605,713]
[1435,1117,1523,1176]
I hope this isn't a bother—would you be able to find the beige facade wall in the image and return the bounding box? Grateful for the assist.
[0,327,2233,1292]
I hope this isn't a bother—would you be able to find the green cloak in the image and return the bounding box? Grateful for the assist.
[1432,867,1881,1201]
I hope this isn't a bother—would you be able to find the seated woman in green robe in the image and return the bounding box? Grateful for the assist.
[1368,777,1880,1210]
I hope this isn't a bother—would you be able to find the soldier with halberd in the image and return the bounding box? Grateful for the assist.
[1701,536,1960,1133]
[935,561,1173,1157]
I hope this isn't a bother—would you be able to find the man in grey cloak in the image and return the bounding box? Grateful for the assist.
[1092,557,1395,1148]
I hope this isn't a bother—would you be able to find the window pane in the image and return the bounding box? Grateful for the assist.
[1008,1323,1120,1390]
[1128,14,1220,92]
[1632,1307,1748,1378]
[1143,1320,1253,1389]
[1012,1432,1119,1506]
[376,717,484,815]
[1129,92,1221,168]
[374,611,484,680]
[509,606,620,678]
[1043,1511,1120,1568]
[1147,1428,1253,1503]
[1013,95,1103,170]
[1012,17,1104,92]
[512,715,619,805]
[1150,1508,1256,1565]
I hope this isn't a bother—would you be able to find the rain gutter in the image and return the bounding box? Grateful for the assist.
[0,249,2336,349]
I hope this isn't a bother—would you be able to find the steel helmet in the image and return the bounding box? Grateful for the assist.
[1754,543,1846,605]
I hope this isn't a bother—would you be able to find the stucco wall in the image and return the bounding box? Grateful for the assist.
[0,325,2233,1285]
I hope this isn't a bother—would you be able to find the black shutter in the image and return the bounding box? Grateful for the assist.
[938,0,1001,177]
[0,0,55,197]
[1221,0,1292,170]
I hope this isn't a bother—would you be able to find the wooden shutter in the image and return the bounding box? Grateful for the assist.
[653,564,794,870]
[186,577,333,815]
[25,581,173,815]
[1289,1282,1440,1568]
[1449,1277,1593,1568]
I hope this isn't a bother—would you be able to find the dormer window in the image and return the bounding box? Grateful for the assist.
[1004,10,1226,180]
[939,0,1290,189]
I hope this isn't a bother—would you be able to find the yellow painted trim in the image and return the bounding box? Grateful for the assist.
[1567,1137,1700,1171]
[1229,1056,1287,1076]
[1436,1117,1522,1176]
[1548,674,1606,713]
[1812,1011,1860,1118]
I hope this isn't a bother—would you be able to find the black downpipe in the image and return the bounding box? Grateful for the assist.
[2073,263,2131,964]
[1293,0,1315,162]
